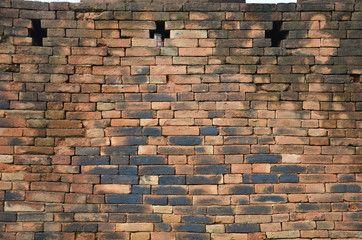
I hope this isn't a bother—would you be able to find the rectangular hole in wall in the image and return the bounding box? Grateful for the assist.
[28,19,47,46]
[265,21,289,47]
[350,74,360,83]
[150,21,170,47]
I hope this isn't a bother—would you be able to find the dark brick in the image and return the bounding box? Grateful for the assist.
[155,223,172,232]
[207,206,234,215]
[244,3,276,11]
[344,212,362,220]
[169,136,203,146]
[231,197,249,205]
[243,174,278,183]
[139,166,175,175]
[123,110,155,119]
[143,93,176,102]
[130,155,166,165]
[271,165,307,173]
[152,186,187,195]
[128,214,161,223]
[0,212,16,222]
[329,184,361,193]
[106,127,142,136]
[132,185,150,194]
[144,196,167,205]
[194,165,230,174]
[200,126,218,136]
[63,223,97,232]
[223,185,255,194]
[339,174,355,182]
[106,194,142,204]
[174,224,205,233]
[18,213,52,222]
[101,175,138,184]
[280,174,299,183]
[252,195,287,203]
[75,147,100,156]
[245,154,282,163]
[110,156,129,165]
[176,233,210,240]
[237,206,272,214]
[118,166,137,175]
[101,146,137,155]
[143,127,162,136]
[35,233,75,240]
[123,75,149,84]
[225,224,260,233]
[186,175,223,185]
[72,156,109,165]
[159,176,185,185]
[182,215,213,224]
[5,191,25,201]
[97,233,128,239]
[169,196,192,206]
[0,101,10,109]
[296,203,331,212]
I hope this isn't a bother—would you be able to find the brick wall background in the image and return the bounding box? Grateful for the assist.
[0,0,361,239]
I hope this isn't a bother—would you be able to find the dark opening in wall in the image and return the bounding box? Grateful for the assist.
[265,21,289,47]
[28,19,47,46]
[350,74,360,83]
[150,21,170,47]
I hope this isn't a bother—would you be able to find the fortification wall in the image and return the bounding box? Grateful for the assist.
[0,0,361,239]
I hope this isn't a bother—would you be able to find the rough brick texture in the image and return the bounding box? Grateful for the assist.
[0,0,361,239]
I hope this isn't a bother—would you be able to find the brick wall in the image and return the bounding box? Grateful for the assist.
[0,0,361,239]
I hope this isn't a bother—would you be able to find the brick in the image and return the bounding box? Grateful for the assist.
[219,185,254,195]
[150,66,186,75]
[211,233,247,240]
[225,224,260,233]
[243,174,278,184]
[4,202,44,212]
[266,230,300,239]
[0,212,16,222]
[26,191,64,203]
[115,223,153,232]
[326,183,361,193]
[246,155,281,164]
[170,30,207,39]
[139,166,175,175]
[94,185,131,194]
[130,156,166,165]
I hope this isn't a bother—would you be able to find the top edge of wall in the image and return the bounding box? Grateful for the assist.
[75,0,358,3]
[14,0,360,4]
[79,0,248,3]
[76,0,358,3]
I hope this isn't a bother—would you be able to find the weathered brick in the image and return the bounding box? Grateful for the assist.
[225,224,260,233]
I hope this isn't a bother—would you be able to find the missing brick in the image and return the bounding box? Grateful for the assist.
[150,21,170,47]
[265,21,289,47]
[28,19,47,46]
[350,74,360,83]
